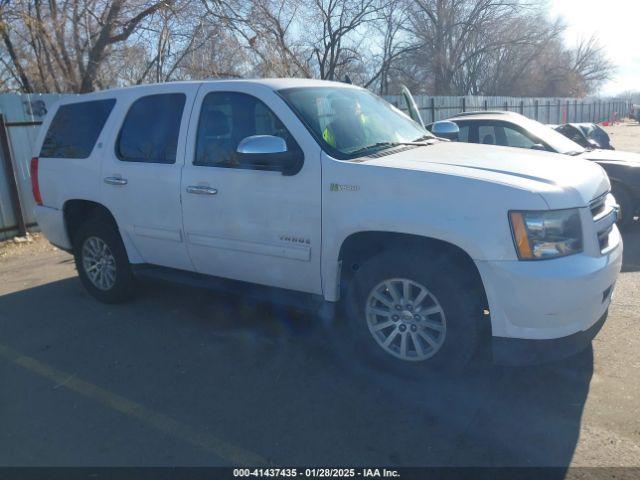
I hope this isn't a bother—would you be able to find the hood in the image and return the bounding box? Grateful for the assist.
[577,149,640,166]
[361,142,610,209]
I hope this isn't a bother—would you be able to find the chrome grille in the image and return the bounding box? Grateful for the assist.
[590,191,615,253]
[598,224,613,251]
[589,192,607,220]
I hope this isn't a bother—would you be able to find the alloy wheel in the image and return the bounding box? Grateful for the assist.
[81,236,117,291]
[365,278,447,362]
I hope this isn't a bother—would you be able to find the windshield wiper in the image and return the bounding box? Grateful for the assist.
[349,140,433,156]
[413,134,436,142]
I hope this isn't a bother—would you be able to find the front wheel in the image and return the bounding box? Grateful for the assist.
[344,249,484,376]
[73,215,135,304]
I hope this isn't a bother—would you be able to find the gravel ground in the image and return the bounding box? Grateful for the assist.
[0,233,57,261]
[603,119,640,153]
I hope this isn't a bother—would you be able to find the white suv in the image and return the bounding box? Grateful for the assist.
[32,79,622,371]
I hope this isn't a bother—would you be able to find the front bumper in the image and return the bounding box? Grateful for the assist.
[492,311,608,365]
[475,225,622,363]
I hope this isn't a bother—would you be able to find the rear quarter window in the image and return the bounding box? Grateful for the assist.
[40,99,116,158]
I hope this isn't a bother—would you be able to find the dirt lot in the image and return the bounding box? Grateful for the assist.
[604,119,640,153]
[0,144,639,468]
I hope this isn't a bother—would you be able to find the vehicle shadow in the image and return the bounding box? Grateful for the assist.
[0,275,593,471]
[621,221,640,272]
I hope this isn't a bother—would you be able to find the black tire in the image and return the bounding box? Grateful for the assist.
[73,214,135,304]
[612,183,635,229]
[343,249,484,377]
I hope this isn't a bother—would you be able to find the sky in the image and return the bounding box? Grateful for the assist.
[549,0,640,96]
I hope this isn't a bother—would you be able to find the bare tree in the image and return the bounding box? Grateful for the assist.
[362,0,417,94]
[245,0,312,77]
[306,0,386,80]
[406,0,545,94]
[0,0,617,97]
[568,35,615,96]
[466,12,566,95]
[0,1,34,92]
[0,0,172,93]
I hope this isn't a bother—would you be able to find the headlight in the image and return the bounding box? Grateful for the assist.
[509,209,583,260]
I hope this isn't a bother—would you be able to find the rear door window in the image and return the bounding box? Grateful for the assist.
[116,93,186,164]
[40,99,116,158]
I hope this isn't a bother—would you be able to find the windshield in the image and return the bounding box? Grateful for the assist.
[278,86,431,159]
[518,116,586,155]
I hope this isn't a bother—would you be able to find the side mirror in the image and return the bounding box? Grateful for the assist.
[237,135,287,154]
[432,121,460,141]
[530,143,547,151]
[236,135,303,176]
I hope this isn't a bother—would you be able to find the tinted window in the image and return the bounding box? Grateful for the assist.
[40,99,115,158]
[195,92,300,168]
[479,125,497,145]
[477,123,536,148]
[117,93,185,164]
[457,125,470,142]
[503,126,536,148]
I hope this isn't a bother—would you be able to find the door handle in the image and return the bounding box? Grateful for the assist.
[104,176,128,186]
[186,185,218,195]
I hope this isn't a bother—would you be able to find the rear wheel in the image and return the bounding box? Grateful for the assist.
[73,215,135,303]
[344,249,484,377]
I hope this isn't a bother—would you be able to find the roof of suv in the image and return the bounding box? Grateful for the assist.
[76,78,358,97]
[446,111,524,122]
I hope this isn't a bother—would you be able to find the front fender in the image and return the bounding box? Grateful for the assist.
[320,158,548,301]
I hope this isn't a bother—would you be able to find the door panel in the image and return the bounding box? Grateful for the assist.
[181,86,323,294]
[100,84,198,271]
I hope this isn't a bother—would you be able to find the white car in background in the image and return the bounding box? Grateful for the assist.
[427,111,640,227]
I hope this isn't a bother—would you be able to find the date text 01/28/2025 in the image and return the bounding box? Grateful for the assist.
[232,468,400,478]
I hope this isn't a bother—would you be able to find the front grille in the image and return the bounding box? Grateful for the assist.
[589,192,607,219]
[590,191,615,253]
[597,224,613,251]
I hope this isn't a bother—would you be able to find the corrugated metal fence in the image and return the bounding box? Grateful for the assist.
[0,92,632,241]
[0,93,67,240]
[384,94,631,125]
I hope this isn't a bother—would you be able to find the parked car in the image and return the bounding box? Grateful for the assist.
[631,104,640,122]
[32,79,621,372]
[554,123,614,150]
[425,111,640,226]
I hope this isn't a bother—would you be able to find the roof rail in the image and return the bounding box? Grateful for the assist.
[449,110,516,118]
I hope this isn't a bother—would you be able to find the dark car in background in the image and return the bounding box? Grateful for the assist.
[554,123,614,150]
[422,111,640,227]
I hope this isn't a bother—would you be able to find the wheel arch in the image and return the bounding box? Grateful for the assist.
[63,199,115,244]
[336,231,489,317]
[62,199,142,262]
